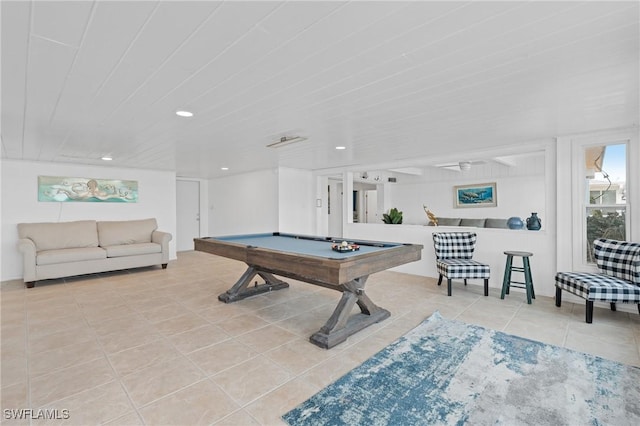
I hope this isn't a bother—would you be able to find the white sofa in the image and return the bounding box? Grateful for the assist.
[17,218,172,288]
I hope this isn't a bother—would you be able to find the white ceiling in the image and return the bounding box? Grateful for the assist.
[1,1,638,179]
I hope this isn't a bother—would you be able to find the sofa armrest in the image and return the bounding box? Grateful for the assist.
[17,238,37,282]
[152,230,173,263]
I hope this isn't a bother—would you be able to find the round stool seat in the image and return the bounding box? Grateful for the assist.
[501,251,535,304]
[504,251,533,257]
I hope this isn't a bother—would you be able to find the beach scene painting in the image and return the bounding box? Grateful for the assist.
[38,176,138,203]
[454,182,496,208]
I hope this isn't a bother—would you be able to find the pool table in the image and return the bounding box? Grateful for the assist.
[194,232,423,349]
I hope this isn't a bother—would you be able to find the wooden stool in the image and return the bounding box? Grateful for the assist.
[501,251,535,304]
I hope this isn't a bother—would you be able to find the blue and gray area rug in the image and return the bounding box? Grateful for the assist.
[283,312,640,425]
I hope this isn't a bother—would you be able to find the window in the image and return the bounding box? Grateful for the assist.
[589,190,617,205]
[583,143,627,263]
[561,131,637,273]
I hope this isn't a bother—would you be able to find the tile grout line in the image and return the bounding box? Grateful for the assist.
[121,277,283,422]
[502,300,524,332]
[37,279,146,425]
[560,302,574,348]
[21,289,32,426]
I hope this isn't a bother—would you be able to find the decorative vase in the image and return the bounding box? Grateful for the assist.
[526,213,541,230]
[507,217,524,230]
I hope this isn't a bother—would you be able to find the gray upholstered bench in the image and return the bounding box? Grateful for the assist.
[555,238,640,323]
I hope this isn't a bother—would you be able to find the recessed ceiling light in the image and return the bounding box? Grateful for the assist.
[221,167,229,171]
[335,146,346,150]
[101,156,113,161]
[176,110,193,117]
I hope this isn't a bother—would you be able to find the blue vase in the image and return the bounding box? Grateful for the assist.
[526,213,541,230]
[507,217,524,229]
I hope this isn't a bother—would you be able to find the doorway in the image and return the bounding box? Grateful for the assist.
[328,180,343,237]
[176,180,200,251]
[364,189,378,223]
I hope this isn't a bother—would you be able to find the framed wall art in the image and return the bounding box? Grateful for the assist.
[453,182,496,208]
[38,176,138,203]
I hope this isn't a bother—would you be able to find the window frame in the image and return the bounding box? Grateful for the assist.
[571,137,631,271]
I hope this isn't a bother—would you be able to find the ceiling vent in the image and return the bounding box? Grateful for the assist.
[266,136,308,148]
[458,161,472,171]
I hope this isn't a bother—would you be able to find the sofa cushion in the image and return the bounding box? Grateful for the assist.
[555,271,640,303]
[18,220,99,251]
[460,218,486,227]
[432,232,477,260]
[436,259,491,279]
[37,247,107,266]
[103,243,161,258]
[593,238,640,284]
[485,218,509,229]
[97,218,158,247]
[436,218,462,226]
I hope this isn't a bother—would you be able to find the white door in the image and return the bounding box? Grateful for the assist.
[176,180,200,251]
[365,190,378,223]
[328,181,343,237]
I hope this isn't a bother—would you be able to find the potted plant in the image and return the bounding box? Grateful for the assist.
[382,208,403,224]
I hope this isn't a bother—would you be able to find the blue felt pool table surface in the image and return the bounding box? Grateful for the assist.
[214,233,400,259]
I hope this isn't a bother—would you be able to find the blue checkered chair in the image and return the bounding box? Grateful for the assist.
[555,238,640,323]
[432,232,490,297]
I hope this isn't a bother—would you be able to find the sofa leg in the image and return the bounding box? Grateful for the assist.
[555,287,562,307]
[586,301,594,323]
[463,279,467,286]
[161,263,168,269]
[437,274,443,286]
[25,281,35,289]
[610,302,616,311]
[638,304,640,315]
[447,279,452,296]
[483,279,488,297]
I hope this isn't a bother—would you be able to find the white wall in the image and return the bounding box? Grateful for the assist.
[1,159,177,281]
[208,168,278,236]
[278,168,315,235]
[207,167,316,237]
[345,223,555,296]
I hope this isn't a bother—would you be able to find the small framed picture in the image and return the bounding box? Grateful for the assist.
[454,182,497,208]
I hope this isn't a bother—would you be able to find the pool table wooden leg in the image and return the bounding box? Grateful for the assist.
[218,266,289,303]
[310,276,390,349]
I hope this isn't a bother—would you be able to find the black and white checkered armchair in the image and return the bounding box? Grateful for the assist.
[432,232,490,297]
[555,238,640,323]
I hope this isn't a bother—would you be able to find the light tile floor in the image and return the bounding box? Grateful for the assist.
[1,251,639,425]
